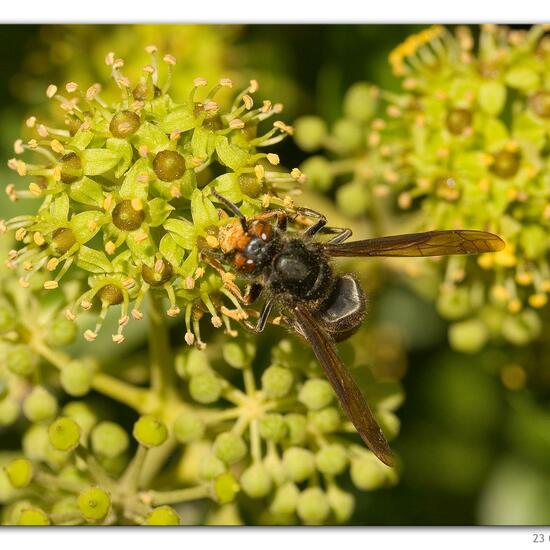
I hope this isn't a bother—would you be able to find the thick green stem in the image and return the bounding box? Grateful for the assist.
[148,484,211,506]
[120,444,148,492]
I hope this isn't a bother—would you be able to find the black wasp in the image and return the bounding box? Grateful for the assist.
[203,190,505,466]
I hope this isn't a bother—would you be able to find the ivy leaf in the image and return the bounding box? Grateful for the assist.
[69,177,104,207]
[68,129,94,151]
[81,149,120,175]
[159,233,185,268]
[76,246,112,273]
[119,158,152,202]
[210,172,243,203]
[50,194,70,223]
[126,229,156,263]
[160,104,196,134]
[70,211,105,244]
[107,138,134,178]
[163,218,196,249]
[132,121,169,154]
[191,189,219,230]
[215,135,250,170]
[147,198,174,227]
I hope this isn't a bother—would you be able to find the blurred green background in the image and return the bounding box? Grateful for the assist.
[1,24,549,526]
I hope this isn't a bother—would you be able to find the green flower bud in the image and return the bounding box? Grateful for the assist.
[145,506,181,526]
[270,482,299,516]
[60,151,83,184]
[350,454,387,490]
[294,116,328,151]
[259,414,288,442]
[91,421,130,458]
[0,304,15,333]
[222,339,256,369]
[61,361,93,397]
[261,365,294,398]
[49,417,81,452]
[240,463,272,499]
[300,156,333,191]
[436,286,471,320]
[327,485,355,523]
[491,150,521,179]
[23,386,58,423]
[189,372,222,404]
[51,496,80,525]
[529,91,550,118]
[23,424,49,461]
[448,318,489,354]
[17,507,50,526]
[7,345,37,377]
[502,309,541,346]
[214,432,247,465]
[153,150,186,182]
[142,259,173,286]
[298,378,334,410]
[296,487,330,525]
[51,227,77,256]
[343,82,378,122]
[109,110,141,138]
[77,486,111,522]
[308,406,341,433]
[133,415,168,448]
[282,447,315,483]
[97,283,124,305]
[0,397,19,426]
[315,444,349,476]
[333,118,362,152]
[199,455,226,480]
[446,108,472,135]
[175,347,211,379]
[174,412,205,444]
[4,458,33,488]
[213,472,240,504]
[46,316,78,347]
[112,199,145,231]
[62,401,98,436]
[284,414,307,445]
[336,180,371,217]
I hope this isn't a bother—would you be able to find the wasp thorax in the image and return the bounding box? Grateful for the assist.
[98,284,124,305]
[446,108,472,135]
[51,228,77,255]
[60,152,83,184]
[109,111,141,138]
[491,150,521,179]
[529,91,550,119]
[112,200,145,231]
[153,150,186,182]
[239,173,262,198]
[142,259,174,286]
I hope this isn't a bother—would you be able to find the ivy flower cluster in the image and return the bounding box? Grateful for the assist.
[296,25,550,354]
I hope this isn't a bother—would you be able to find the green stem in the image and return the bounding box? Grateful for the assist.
[76,447,113,488]
[148,484,211,506]
[120,444,148,492]
[139,436,177,489]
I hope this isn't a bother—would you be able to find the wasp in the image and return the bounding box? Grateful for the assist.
[203,190,505,466]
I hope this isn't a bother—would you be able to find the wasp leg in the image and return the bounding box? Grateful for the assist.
[294,207,327,237]
[326,227,352,244]
[243,298,274,333]
[252,209,288,231]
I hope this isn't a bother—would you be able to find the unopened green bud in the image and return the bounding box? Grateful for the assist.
[327,485,355,523]
[270,482,299,516]
[299,378,334,410]
[437,287,471,320]
[153,150,186,182]
[175,347,211,379]
[46,316,78,347]
[261,365,294,398]
[259,414,287,442]
[23,386,58,423]
[222,339,256,369]
[240,463,272,499]
[296,487,330,525]
[300,156,333,191]
[112,199,145,231]
[51,496,80,525]
[110,110,141,138]
[142,259,173,286]
[23,424,49,461]
[133,415,168,448]
[49,417,81,452]
[62,401,98,436]
[308,406,341,433]
[294,116,327,151]
[214,432,247,465]
[17,507,50,526]
[200,455,226,480]
[333,118,362,152]
[284,413,307,445]
[213,472,240,504]
[97,284,124,305]
[0,397,19,426]
[60,152,83,184]
[350,454,387,490]
[448,318,489,353]
[336,180,371,217]
[502,309,541,346]
[315,444,348,475]
[145,506,181,526]
[61,361,93,397]
[91,421,129,458]
[282,447,315,483]
[77,486,111,522]
[189,372,222,404]
[4,458,33,488]
[7,345,37,377]
[343,82,378,122]
[174,412,205,444]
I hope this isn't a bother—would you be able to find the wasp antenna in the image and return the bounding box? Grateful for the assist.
[211,189,247,230]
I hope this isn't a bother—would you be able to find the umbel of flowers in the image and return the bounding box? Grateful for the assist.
[1,47,304,347]
[295,25,550,353]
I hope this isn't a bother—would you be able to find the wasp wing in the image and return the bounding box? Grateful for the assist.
[323,230,505,258]
[293,304,395,467]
